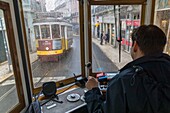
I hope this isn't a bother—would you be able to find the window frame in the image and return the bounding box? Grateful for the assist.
[0,1,25,112]
[87,0,147,76]
[19,0,86,95]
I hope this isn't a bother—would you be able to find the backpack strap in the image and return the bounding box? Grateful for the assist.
[132,65,166,113]
[120,65,170,113]
[135,67,157,113]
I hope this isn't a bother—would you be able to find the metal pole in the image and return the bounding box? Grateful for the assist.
[118,5,122,62]
[127,5,133,52]
[0,18,11,72]
[114,5,117,48]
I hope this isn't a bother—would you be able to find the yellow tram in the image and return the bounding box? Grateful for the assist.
[33,18,73,61]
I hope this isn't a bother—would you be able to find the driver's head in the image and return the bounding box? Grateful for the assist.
[131,25,166,60]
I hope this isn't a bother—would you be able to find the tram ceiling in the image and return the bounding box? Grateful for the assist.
[88,0,147,5]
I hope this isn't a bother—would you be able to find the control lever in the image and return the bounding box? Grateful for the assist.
[72,62,91,87]
[73,73,87,88]
[85,62,91,77]
[85,62,92,69]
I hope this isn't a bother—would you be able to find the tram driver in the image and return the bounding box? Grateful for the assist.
[85,25,170,113]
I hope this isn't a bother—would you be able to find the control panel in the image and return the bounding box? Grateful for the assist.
[97,72,119,92]
[41,87,87,113]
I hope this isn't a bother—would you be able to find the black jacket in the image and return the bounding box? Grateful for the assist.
[85,53,170,113]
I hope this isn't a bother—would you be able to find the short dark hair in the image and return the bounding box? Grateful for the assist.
[131,25,166,55]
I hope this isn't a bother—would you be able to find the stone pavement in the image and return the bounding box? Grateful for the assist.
[92,38,132,70]
[0,62,13,83]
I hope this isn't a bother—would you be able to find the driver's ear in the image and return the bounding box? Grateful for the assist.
[133,41,138,53]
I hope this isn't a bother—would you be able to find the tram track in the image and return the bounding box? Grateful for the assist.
[30,58,53,87]
[34,69,50,87]
[34,61,65,87]
[33,48,74,87]
[31,59,41,72]
[31,59,50,87]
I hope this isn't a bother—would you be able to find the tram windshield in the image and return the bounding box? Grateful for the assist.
[22,1,143,88]
[91,5,141,73]
[22,0,81,88]
[52,24,60,39]
[19,0,150,90]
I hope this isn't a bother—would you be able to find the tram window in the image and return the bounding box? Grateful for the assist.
[51,24,60,39]
[67,26,73,38]
[22,0,81,88]
[61,26,65,38]
[154,0,170,55]
[34,25,40,39]
[0,9,19,113]
[41,25,50,39]
[91,5,141,73]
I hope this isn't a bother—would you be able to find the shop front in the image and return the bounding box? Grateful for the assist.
[121,19,140,52]
[154,0,170,55]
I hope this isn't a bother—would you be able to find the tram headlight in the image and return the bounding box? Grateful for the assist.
[45,47,49,50]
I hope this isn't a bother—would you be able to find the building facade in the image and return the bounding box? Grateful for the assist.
[54,0,71,19]
[0,10,7,63]
[70,0,79,35]
[54,0,79,34]
[93,5,141,51]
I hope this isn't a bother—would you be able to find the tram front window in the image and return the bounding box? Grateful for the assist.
[22,0,81,88]
[67,26,73,38]
[91,5,142,73]
[52,24,60,39]
[41,25,50,39]
[34,25,40,39]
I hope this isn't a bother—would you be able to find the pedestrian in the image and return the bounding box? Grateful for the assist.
[85,25,170,113]
[106,29,110,43]
[102,32,107,44]
[100,31,104,45]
